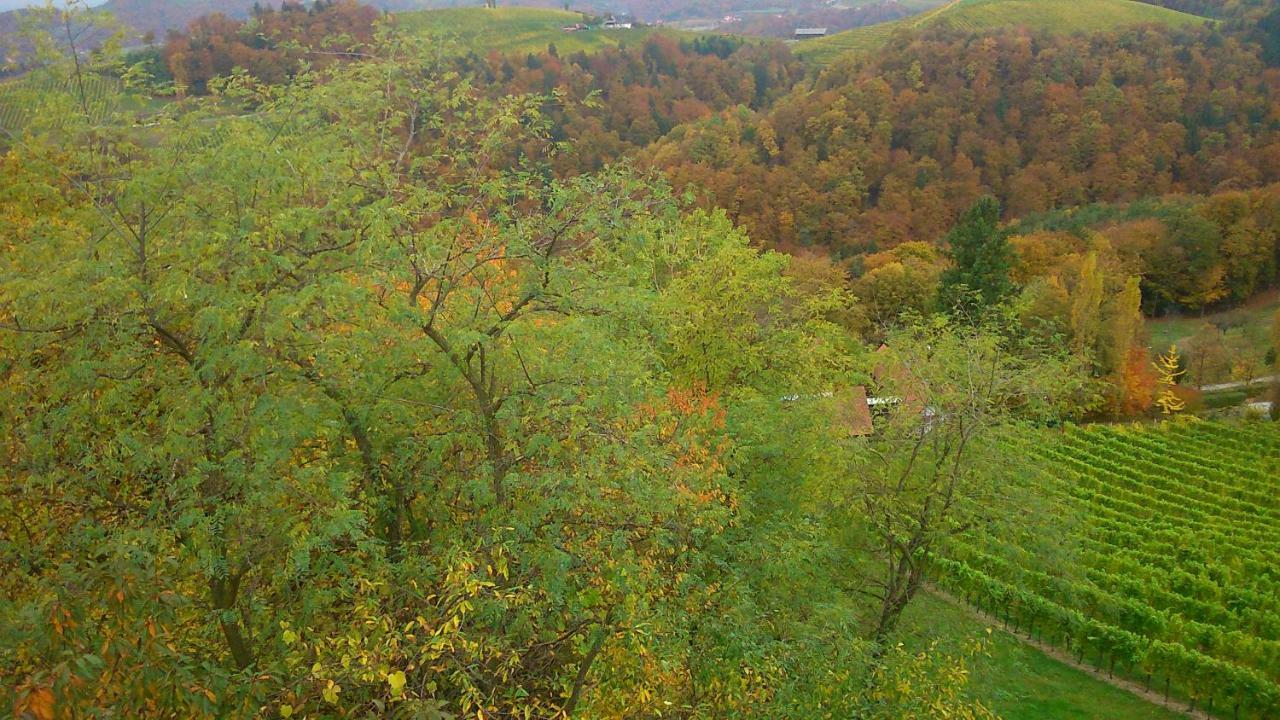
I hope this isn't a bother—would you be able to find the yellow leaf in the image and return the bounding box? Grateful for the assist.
[280,704,293,718]
[387,670,407,696]
[322,681,340,704]
[282,630,298,646]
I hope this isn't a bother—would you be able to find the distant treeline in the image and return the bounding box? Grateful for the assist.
[161,0,380,94]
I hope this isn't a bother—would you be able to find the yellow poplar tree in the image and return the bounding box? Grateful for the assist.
[1069,251,1104,367]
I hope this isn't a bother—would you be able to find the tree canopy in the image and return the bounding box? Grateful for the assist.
[0,19,1033,719]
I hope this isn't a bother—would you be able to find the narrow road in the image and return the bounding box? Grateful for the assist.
[910,0,965,27]
[924,584,1218,720]
[1198,375,1278,393]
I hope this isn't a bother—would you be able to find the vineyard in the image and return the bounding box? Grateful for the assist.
[934,421,1280,719]
[0,71,123,136]
[794,0,1207,64]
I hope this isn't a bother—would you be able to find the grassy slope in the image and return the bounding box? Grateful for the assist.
[394,6,680,55]
[1148,290,1279,369]
[795,0,1209,64]
[901,592,1187,720]
[837,0,946,8]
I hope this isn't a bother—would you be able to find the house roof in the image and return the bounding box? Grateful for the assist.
[871,345,926,415]
[794,27,828,35]
[837,385,875,437]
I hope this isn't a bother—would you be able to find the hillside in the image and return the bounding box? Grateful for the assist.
[394,7,680,55]
[6,0,1280,717]
[794,0,1211,63]
[0,0,258,48]
[98,0,259,40]
[0,0,859,44]
[935,421,1280,719]
[0,1,583,48]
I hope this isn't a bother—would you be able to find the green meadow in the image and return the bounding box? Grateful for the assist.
[395,6,680,55]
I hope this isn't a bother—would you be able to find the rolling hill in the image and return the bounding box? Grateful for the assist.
[98,0,260,39]
[0,1,574,49]
[1,2,687,64]
[794,0,1211,64]
[0,0,259,46]
[394,7,681,55]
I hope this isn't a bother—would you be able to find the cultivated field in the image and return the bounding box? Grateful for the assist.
[0,72,123,136]
[935,421,1280,718]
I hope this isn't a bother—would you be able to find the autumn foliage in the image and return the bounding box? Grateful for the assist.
[163,0,379,94]
[643,25,1280,257]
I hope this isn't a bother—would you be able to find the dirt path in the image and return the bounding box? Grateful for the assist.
[924,584,1220,720]
[911,0,965,27]
[1198,375,1278,393]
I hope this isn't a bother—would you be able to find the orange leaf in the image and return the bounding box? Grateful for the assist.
[25,687,55,720]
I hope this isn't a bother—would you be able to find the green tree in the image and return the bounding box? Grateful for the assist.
[856,242,946,330]
[837,317,1081,644]
[939,197,1016,314]
[0,13,1052,720]
[1144,210,1227,311]
[1102,275,1145,377]
[0,27,754,717]
[654,211,858,397]
[1184,322,1231,387]
[1226,330,1268,388]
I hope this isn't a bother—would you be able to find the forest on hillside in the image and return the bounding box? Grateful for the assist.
[3,1,1280,718]
[120,0,1280,405]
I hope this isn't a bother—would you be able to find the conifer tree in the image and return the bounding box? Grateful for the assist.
[939,197,1015,314]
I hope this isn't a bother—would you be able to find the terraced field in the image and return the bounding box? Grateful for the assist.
[394,7,681,56]
[795,0,1209,64]
[934,421,1280,719]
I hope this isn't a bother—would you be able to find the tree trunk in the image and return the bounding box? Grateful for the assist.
[209,570,254,670]
[873,563,923,647]
[342,405,403,558]
[563,622,609,716]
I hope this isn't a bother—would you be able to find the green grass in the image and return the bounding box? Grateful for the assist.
[795,0,1210,64]
[834,0,946,9]
[394,7,681,56]
[902,592,1188,720]
[934,421,1280,718]
[1147,290,1280,363]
